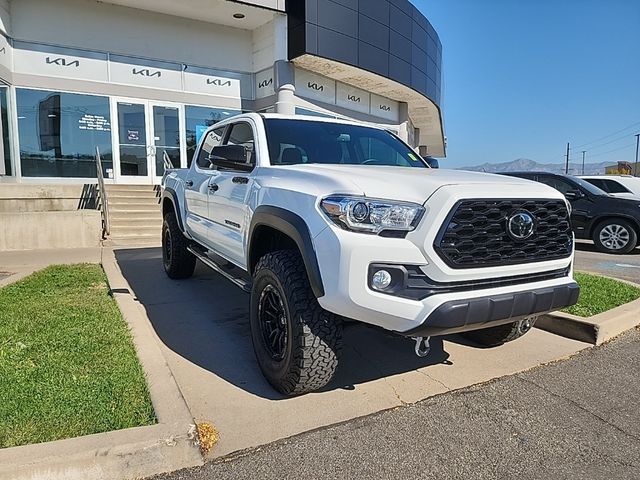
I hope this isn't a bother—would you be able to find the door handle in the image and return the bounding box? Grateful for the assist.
[208,183,219,192]
[185,180,193,188]
[232,176,249,184]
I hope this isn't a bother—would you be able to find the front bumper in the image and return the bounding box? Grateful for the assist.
[400,282,580,337]
[313,222,577,334]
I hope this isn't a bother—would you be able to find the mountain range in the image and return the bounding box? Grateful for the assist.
[457,158,614,176]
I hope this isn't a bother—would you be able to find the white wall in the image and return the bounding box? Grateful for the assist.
[11,0,255,72]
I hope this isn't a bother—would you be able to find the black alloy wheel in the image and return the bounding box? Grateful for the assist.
[258,285,289,361]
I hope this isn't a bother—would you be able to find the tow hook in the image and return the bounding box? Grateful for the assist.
[412,336,431,357]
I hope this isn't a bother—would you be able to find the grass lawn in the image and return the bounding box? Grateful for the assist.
[563,272,640,317]
[0,264,155,448]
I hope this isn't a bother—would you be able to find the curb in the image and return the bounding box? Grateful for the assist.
[0,249,203,480]
[536,273,640,345]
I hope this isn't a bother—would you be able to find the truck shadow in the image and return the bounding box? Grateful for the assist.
[115,247,457,400]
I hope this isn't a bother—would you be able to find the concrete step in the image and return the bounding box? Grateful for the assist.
[111,217,162,228]
[110,225,161,236]
[106,237,162,248]
[105,185,160,193]
[110,203,161,212]
[109,196,161,205]
[107,191,161,200]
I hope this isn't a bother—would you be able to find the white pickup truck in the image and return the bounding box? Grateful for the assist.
[161,113,579,395]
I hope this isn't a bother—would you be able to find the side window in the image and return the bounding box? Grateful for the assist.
[224,122,255,166]
[196,127,225,169]
[586,179,607,192]
[603,180,630,193]
[537,176,575,195]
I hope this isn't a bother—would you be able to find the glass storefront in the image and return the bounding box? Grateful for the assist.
[16,88,112,178]
[0,87,11,176]
[185,106,239,166]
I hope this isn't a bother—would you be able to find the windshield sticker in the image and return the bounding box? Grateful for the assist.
[408,153,419,161]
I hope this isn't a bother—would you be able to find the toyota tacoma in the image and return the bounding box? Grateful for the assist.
[161,113,579,395]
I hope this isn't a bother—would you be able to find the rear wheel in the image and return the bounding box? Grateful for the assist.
[593,219,637,254]
[162,211,196,279]
[250,250,342,395]
[461,316,537,347]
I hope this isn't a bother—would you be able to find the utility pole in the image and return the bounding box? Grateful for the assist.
[565,142,570,174]
[581,150,586,175]
[635,134,639,177]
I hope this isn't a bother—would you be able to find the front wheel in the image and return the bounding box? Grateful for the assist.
[593,219,637,254]
[461,316,537,347]
[250,250,342,395]
[162,211,196,279]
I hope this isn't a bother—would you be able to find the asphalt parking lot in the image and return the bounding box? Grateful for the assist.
[574,241,640,283]
[153,327,640,480]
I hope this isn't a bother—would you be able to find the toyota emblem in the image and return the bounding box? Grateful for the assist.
[507,211,535,240]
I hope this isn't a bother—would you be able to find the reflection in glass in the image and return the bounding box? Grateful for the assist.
[0,88,11,176]
[117,103,147,176]
[153,106,180,177]
[185,106,239,166]
[17,88,112,178]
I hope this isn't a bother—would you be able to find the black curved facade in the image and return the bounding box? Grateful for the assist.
[287,0,442,106]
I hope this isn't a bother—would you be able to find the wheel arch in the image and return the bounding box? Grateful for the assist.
[162,188,185,232]
[248,206,325,298]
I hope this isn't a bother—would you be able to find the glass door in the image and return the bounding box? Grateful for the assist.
[150,103,182,184]
[112,99,185,184]
[115,101,152,184]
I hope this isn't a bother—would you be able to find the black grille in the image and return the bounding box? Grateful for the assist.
[435,199,572,268]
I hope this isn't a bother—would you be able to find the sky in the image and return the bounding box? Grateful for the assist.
[413,0,640,168]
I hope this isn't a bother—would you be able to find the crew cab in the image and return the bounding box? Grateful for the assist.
[161,114,579,395]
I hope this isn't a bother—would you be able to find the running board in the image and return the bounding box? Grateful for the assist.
[187,245,252,293]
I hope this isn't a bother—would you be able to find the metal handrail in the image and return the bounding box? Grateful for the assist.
[162,150,173,172]
[95,146,110,237]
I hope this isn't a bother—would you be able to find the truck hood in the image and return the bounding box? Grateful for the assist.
[278,164,543,204]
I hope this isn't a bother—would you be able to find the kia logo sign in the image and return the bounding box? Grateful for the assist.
[308,82,324,92]
[132,68,161,78]
[379,104,391,112]
[207,78,232,87]
[258,78,273,89]
[46,56,80,67]
[347,94,361,103]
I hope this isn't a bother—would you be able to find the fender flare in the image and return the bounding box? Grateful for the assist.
[248,206,325,298]
[162,187,185,232]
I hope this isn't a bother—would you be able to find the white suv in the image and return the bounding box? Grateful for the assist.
[580,175,640,199]
[161,114,579,395]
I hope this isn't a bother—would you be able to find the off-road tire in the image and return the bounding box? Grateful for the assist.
[592,218,638,254]
[250,250,342,395]
[162,211,196,279]
[461,317,537,347]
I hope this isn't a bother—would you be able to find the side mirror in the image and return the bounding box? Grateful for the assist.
[564,190,584,201]
[209,145,247,164]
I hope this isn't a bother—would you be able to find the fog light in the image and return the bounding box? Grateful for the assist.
[372,269,392,290]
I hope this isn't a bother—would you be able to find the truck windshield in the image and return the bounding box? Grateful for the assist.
[263,118,427,168]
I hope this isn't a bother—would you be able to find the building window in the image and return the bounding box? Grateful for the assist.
[0,87,11,176]
[185,105,239,166]
[16,88,112,178]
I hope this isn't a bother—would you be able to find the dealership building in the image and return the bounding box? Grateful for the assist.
[0,0,444,249]
[0,0,444,183]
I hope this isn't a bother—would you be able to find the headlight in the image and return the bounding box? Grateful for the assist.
[320,195,425,234]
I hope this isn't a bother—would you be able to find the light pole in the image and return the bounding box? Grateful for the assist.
[635,134,639,177]
[581,150,586,175]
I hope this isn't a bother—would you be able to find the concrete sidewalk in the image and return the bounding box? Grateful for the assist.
[113,246,592,459]
[0,247,102,287]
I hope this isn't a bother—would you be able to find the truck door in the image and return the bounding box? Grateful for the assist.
[184,126,226,248]
[207,121,256,268]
